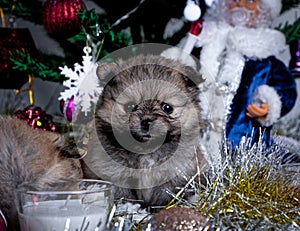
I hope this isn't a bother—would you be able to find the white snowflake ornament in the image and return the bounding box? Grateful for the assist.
[59,46,103,118]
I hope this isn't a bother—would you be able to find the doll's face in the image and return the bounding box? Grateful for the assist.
[222,0,270,28]
[228,0,260,13]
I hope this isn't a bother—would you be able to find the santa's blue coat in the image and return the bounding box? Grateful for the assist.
[226,56,297,148]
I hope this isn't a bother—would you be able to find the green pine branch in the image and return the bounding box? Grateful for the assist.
[275,18,300,43]
[75,9,130,60]
[7,8,130,83]
[9,50,65,83]
[3,0,299,83]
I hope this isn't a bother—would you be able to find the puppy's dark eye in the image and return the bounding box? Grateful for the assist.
[124,102,138,113]
[161,102,173,114]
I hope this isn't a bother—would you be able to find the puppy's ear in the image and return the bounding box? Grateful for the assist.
[183,65,204,87]
[96,62,118,86]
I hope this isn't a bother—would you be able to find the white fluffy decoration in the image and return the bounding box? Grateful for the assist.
[58,46,103,115]
[184,0,201,21]
[195,21,290,79]
[261,0,282,20]
[252,85,282,127]
[163,18,185,40]
[204,0,216,7]
[160,47,197,70]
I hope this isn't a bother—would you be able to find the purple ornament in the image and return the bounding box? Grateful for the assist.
[289,39,300,77]
[0,210,6,231]
[64,96,76,122]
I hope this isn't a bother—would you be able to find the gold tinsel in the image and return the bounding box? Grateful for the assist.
[110,137,300,230]
[196,165,300,228]
[166,137,300,230]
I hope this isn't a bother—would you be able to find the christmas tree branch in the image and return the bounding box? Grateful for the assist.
[275,18,300,43]
[75,9,130,59]
[7,8,130,83]
[9,50,65,82]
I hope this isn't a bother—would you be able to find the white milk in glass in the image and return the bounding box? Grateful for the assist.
[18,199,107,231]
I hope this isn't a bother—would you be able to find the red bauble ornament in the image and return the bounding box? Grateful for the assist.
[0,28,37,89]
[14,106,57,132]
[42,0,86,38]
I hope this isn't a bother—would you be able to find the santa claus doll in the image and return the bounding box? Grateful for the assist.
[192,0,298,165]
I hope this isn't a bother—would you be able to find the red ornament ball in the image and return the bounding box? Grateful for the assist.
[42,0,86,38]
[14,106,56,132]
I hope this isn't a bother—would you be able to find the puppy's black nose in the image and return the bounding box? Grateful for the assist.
[141,119,153,132]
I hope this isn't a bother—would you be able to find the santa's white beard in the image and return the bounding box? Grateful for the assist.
[224,7,271,28]
[229,7,251,27]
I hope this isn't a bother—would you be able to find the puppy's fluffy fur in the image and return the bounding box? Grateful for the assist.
[83,54,206,207]
[0,116,83,230]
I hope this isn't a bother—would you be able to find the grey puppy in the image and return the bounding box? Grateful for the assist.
[82,54,206,207]
[0,115,83,230]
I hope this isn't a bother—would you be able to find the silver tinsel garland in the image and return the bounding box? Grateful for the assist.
[108,135,300,230]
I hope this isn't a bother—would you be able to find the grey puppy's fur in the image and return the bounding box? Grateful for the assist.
[82,54,206,207]
[0,115,83,230]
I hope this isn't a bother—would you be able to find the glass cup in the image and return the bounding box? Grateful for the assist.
[15,179,115,231]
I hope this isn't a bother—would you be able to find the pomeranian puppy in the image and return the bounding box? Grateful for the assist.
[0,115,83,230]
[82,54,206,207]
